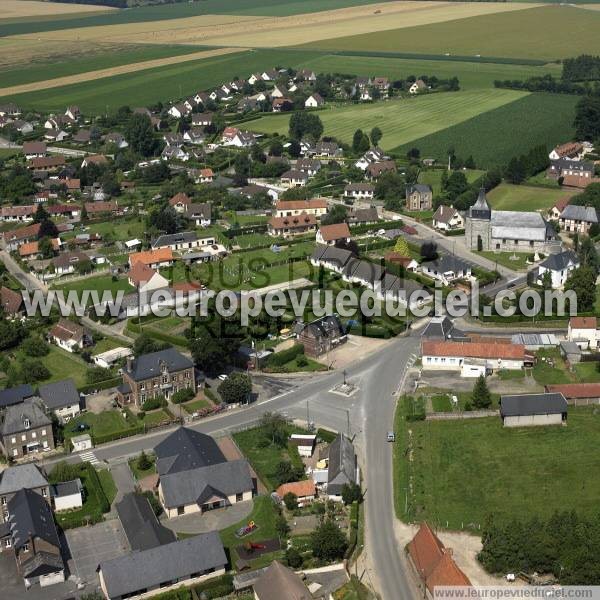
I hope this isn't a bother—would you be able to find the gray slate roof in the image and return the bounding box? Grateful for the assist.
[424,254,471,275]
[0,463,48,495]
[99,532,227,599]
[406,184,431,195]
[39,378,80,410]
[0,384,34,409]
[155,427,226,476]
[116,493,176,551]
[468,188,491,220]
[50,478,82,498]
[312,244,354,269]
[491,210,550,242]
[500,393,567,417]
[159,459,253,508]
[152,231,199,249]
[540,250,579,272]
[126,348,193,382]
[560,204,599,224]
[327,434,356,496]
[1,397,51,436]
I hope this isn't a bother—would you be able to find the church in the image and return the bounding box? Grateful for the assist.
[465,189,558,253]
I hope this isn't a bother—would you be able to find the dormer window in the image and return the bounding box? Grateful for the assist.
[23,418,30,429]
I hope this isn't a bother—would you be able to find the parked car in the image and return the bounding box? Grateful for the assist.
[387,431,395,442]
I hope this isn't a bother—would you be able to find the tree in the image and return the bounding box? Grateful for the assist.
[124,113,157,157]
[38,237,55,259]
[137,451,152,472]
[233,152,251,186]
[565,266,597,312]
[0,320,24,351]
[341,483,362,505]
[420,241,438,261]
[393,237,410,256]
[444,171,469,200]
[269,139,284,156]
[274,460,302,485]
[578,236,600,272]
[260,412,289,447]
[471,374,492,409]
[33,203,49,224]
[171,388,195,404]
[147,205,180,235]
[133,334,168,357]
[37,217,58,240]
[505,156,527,185]
[217,372,252,405]
[283,492,298,511]
[275,514,290,538]
[370,126,383,147]
[311,519,348,561]
[22,336,49,357]
[352,129,369,153]
[541,270,553,290]
[289,112,323,141]
[285,547,303,568]
[321,204,347,226]
[574,95,600,141]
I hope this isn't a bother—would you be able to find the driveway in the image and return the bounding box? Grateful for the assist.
[160,499,253,535]
[65,519,129,589]
[109,462,137,502]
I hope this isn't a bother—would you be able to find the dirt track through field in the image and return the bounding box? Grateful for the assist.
[0,47,245,96]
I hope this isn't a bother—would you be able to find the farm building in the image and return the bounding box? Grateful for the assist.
[499,393,567,427]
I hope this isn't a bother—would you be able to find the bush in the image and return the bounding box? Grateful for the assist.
[171,388,195,404]
[22,336,50,357]
[296,355,308,368]
[266,344,305,367]
[142,490,163,516]
[142,395,167,411]
[283,492,298,511]
[137,450,152,471]
[285,547,303,569]
[193,574,234,599]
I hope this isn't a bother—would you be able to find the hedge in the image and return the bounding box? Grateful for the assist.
[79,376,121,395]
[266,343,305,367]
[349,220,403,235]
[444,228,465,237]
[92,423,144,446]
[345,501,360,560]
[126,321,189,348]
[192,574,234,599]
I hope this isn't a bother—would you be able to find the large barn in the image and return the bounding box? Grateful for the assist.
[500,393,567,427]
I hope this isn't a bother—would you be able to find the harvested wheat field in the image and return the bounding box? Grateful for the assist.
[1,0,114,19]
[0,47,244,97]
[5,1,540,48]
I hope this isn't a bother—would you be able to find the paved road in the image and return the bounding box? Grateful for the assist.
[0,249,46,292]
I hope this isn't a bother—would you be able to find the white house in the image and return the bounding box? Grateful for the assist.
[409,79,427,94]
[49,319,90,354]
[537,250,579,289]
[289,434,316,458]
[71,433,93,452]
[305,93,325,108]
[432,205,464,231]
[567,316,599,349]
[420,255,471,285]
[344,183,374,201]
[51,479,84,512]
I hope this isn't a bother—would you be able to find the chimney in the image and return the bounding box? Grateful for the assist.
[126,357,133,372]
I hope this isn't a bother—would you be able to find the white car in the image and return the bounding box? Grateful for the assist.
[218,374,228,381]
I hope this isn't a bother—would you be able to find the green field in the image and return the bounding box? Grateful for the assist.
[477,251,531,271]
[0,48,318,113]
[418,169,484,195]
[297,54,561,91]
[396,402,600,527]
[41,346,89,387]
[487,184,569,212]
[247,89,527,151]
[52,274,134,296]
[397,93,578,168]
[306,6,600,61]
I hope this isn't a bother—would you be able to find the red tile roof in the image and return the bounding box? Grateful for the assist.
[570,316,597,329]
[3,222,41,243]
[269,213,316,231]
[276,480,316,499]
[318,222,351,242]
[276,199,327,211]
[0,286,23,315]
[421,340,525,360]
[546,383,600,399]
[129,248,173,267]
[169,192,191,207]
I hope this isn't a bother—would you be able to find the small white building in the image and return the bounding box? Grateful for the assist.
[289,434,316,457]
[537,250,579,289]
[71,433,93,452]
[51,479,84,512]
[500,393,567,427]
[93,347,133,369]
[567,316,599,350]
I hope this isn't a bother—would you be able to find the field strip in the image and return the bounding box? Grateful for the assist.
[6,1,541,48]
[0,0,115,19]
[0,47,245,96]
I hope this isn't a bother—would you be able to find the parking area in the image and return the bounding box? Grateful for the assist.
[65,519,129,589]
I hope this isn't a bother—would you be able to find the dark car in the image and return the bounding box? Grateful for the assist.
[71,423,90,433]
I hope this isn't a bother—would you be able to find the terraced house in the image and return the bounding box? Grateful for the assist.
[117,348,196,406]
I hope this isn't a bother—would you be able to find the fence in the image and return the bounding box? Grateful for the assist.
[426,409,498,420]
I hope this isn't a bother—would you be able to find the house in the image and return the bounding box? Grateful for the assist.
[19,239,60,260]
[44,129,69,142]
[276,479,316,506]
[367,160,396,180]
[409,79,427,94]
[93,347,133,370]
[274,199,327,219]
[3,222,41,251]
[316,222,351,246]
[182,127,206,146]
[27,155,65,172]
[268,213,317,237]
[186,202,212,227]
[280,169,308,187]
[296,315,346,358]
[163,133,184,148]
[129,248,174,269]
[421,316,465,342]
[105,132,128,148]
[289,434,316,457]
[38,379,81,423]
[49,318,91,353]
[0,103,21,117]
[343,258,385,290]
[372,77,390,93]
[222,129,255,148]
[116,493,175,552]
[384,252,419,272]
[152,231,215,253]
[161,146,189,162]
[0,488,65,588]
[84,201,118,216]
[420,255,472,285]
[500,393,567,427]
[0,397,55,459]
[326,433,358,501]
[1,286,24,318]
[1,205,36,223]
[567,316,599,349]
[559,204,598,235]
[548,196,571,221]
[536,250,579,288]
[99,532,227,600]
[192,113,213,127]
[169,192,191,212]
[167,103,190,119]
[377,274,431,310]
[547,157,593,180]
[561,340,583,365]
[297,68,317,82]
[11,120,33,134]
[0,384,34,411]
[310,244,354,274]
[344,182,374,201]
[432,205,464,231]
[295,158,321,176]
[117,348,195,405]
[347,207,379,226]
[406,184,433,211]
[315,141,341,158]
[65,105,80,121]
[0,464,49,523]
[305,93,325,108]
[128,262,169,292]
[421,340,527,376]
[355,147,385,171]
[22,141,47,159]
[81,154,108,168]
[50,479,83,512]
[272,98,293,112]
[155,428,254,517]
[195,168,214,184]
[407,522,471,598]
[72,129,91,145]
[549,142,583,161]
[253,561,312,600]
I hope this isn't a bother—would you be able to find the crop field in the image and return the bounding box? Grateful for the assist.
[486,184,571,212]
[0,1,113,19]
[4,2,536,50]
[396,93,578,168]
[246,89,527,151]
[307,6,600,61]
[296,54,561,91]
[0,48,318,114]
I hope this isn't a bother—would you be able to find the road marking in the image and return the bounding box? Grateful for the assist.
[79,451,99,465]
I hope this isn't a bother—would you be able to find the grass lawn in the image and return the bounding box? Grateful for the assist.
[532,348,575,386]
[418,169,484,195]
[64,410,138,442]
[128,453,157,480]
[431,393,453,413]
[227,213,269,226]
[232,233,275,249]
[498,369,525,381]
[40,345,89,388]
[140,408,172,428]
[233,425,307,491]
[333,576,374,600]
[396,400,600,528]
[486,183,569,212]
[396,92,578,168]
[97,468,117,505]
[477,251,531,271]
[573,362,600,383]
[182,398,211,414]
[246,89,527,152]
[93,336,129,354]
[52,274,134,295]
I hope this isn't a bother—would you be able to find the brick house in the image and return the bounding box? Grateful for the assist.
[117,348,196,406]
[0,397,55,459]
[405,184,433,211]
[296,315,347,358]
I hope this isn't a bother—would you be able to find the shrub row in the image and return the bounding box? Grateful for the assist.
[79,376,122,395]
[266,343,305,367]
[192,574,234,599]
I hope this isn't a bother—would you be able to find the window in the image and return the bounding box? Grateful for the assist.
[22,543,29,551]
[162,376,169,384]
[21,434,26,442]
[12,449,17,457]
[23,419,30,429]
[140,383,146,391]
[10,437,15,444]
[1,497,6,506]
[236,493,243,502]
[177,506,185,516]
[42,488,47,497]
[31,432,36,439]
[41,429,46,436]
[4,539,11,548]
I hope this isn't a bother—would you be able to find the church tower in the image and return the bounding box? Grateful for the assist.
[465,188,491,250]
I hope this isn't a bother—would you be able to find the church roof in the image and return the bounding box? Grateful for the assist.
[468,188,491,220]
